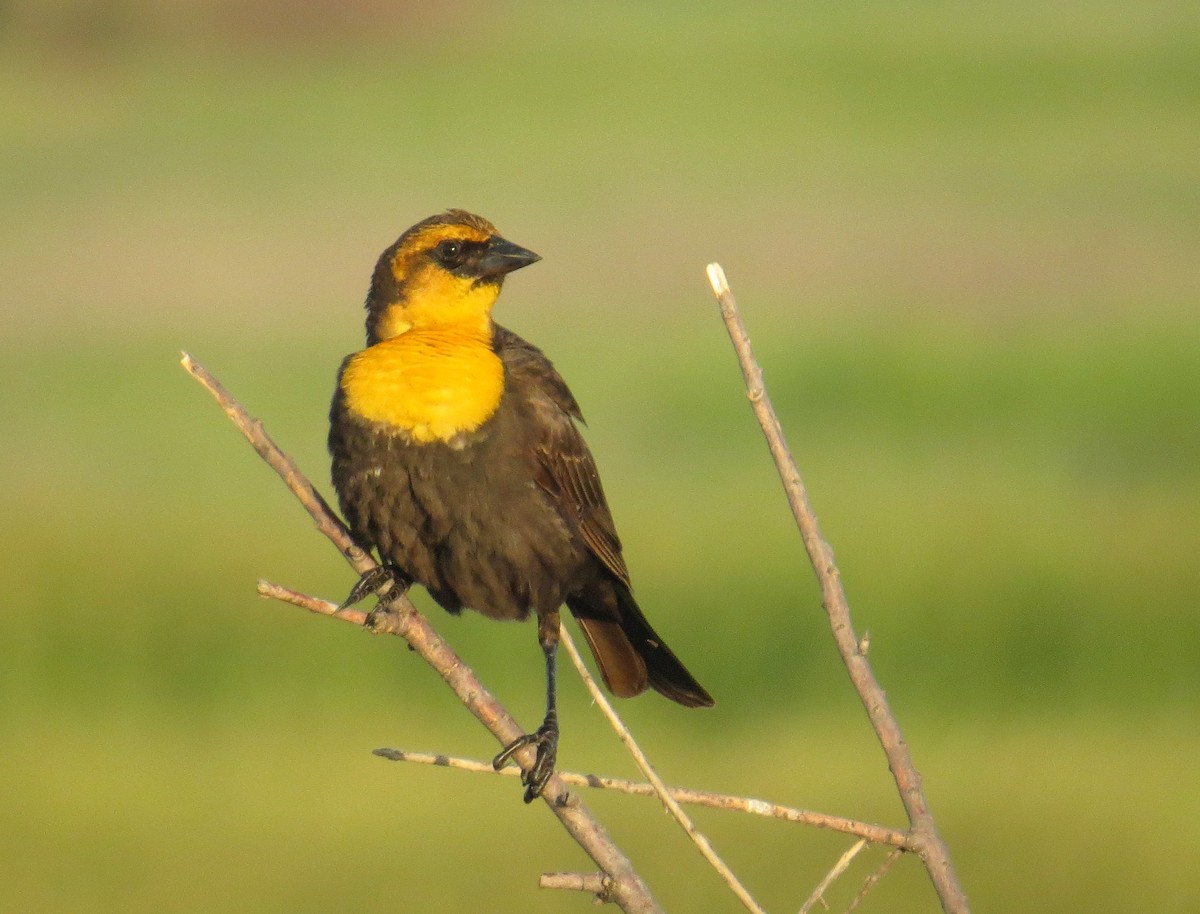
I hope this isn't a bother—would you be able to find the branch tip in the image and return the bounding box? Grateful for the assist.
[705,262,730,297]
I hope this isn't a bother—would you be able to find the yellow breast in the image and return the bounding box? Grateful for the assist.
[340,327,504,444]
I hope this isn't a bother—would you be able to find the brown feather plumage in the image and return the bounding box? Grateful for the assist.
[328,211,713,800]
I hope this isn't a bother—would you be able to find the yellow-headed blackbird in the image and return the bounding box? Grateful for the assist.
[328,210,713,801]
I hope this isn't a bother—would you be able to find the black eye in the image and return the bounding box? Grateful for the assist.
[433,240,466,268]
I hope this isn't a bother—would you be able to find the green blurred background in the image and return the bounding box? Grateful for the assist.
[3,2,1197,911]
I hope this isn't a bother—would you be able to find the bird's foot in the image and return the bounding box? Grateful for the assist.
[492,720,559,803]
[340,565,396,609]
[339,565,413,630]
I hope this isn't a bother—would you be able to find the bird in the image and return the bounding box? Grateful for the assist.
[328,210,713,802]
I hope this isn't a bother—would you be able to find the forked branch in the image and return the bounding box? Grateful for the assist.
[705,264,970,914]
[181,353,662,914]
[186,255,969,914]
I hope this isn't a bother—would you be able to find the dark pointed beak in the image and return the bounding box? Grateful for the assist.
[478,235,541,279]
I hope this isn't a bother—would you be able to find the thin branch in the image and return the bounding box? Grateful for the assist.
[182,352,662,914]
[539,872,613,900]
[257,579,365,622]
[368,746,910,848]
[845,848,903,914]
[798,839,868,914]
[261,579,910,852]
[559,627,767,914]
[705,266,971,914]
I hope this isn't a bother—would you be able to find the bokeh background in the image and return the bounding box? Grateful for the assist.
[3,2,1197,911]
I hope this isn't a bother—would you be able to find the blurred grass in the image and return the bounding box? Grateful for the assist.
[2,1,1198,911]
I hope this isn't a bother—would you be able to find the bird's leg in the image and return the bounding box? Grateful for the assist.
[492,610,561,803]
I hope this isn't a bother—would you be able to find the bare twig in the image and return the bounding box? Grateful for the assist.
[799,839,868,914]
[559,627,767,913]
[182,352,662,914]
[368,745,910,848]
[540,872,613,900]
[845,848,903,914]
[257,579,365,622]
[705,265,970,914]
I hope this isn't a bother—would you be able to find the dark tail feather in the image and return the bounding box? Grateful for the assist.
[573,615,648,699]
[568,586,714,709]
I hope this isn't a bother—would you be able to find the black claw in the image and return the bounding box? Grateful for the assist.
[492,721,559,803]
[340,566,393,609]
[340,564,411,612]
[523,735,557,803]
[491,735,530,771]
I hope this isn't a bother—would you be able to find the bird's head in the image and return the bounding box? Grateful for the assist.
[365,209,540,343]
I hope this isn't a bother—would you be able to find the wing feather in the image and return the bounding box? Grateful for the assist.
[495,326,631,587]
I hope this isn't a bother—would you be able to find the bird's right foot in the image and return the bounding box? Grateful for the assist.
[492,719,559,804]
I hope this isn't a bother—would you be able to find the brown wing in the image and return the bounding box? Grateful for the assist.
[534,438,630,588]
[494,325,715,709]
[494,325,631,587]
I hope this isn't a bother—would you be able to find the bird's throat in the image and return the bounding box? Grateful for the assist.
[341,322,504,443]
